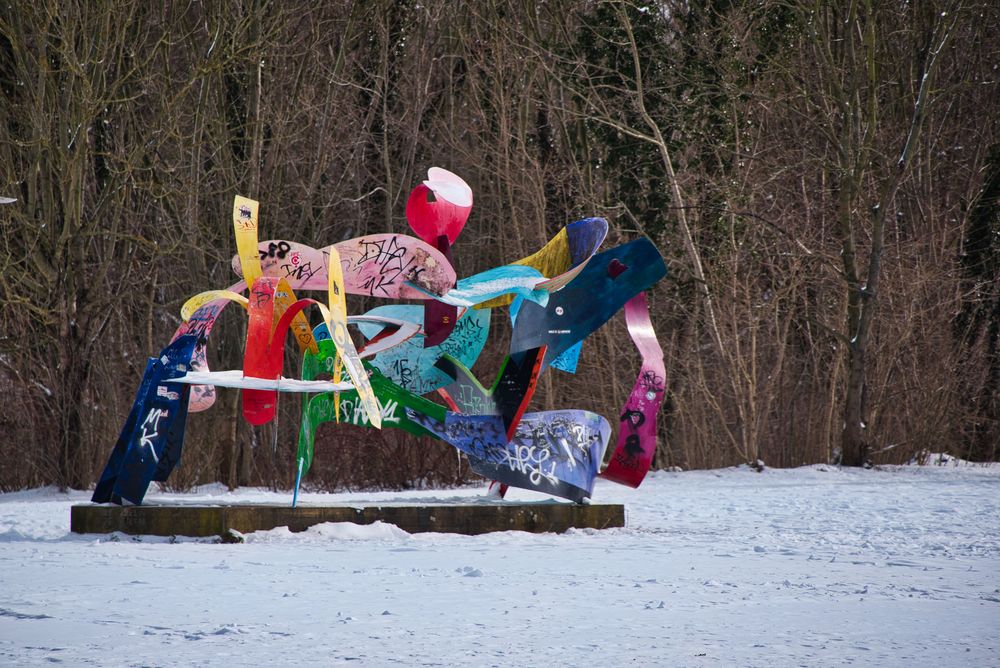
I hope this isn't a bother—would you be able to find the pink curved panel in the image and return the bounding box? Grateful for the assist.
[600,292,666,488]
[169,280,246,413]
[233,235,456,299]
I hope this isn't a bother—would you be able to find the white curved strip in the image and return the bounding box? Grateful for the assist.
[425,167,472,206]
[354,319,422,358]
[169,370,354,393]
[424,180,473,207]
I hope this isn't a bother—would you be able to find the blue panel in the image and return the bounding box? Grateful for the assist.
[408,264,549,308]
[510,238,667,370]
[549,340,583,374]
[407,408,610,503]
[566,217,609,265]
[92,335,196,505]
[92,358,159,504]
[358,305,491,395]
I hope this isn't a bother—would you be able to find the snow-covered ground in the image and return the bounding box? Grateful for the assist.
[1,463,998,667]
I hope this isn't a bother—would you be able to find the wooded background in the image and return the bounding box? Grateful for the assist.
[1,0,998,493]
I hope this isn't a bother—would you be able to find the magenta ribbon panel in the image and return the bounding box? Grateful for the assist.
[601,292,666,487]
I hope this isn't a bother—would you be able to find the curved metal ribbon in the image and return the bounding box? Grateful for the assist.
[91,335,198,505]
[407,264,550,308]
[233,235,457,299]
[171,282,246,413]
[293,347,448,505]
[321,244,381,429]
[242,276,281,425]
[476,217,609,309]
[600,291,666,488]
[407,408,610,503]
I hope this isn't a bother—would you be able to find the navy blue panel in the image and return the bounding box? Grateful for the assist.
[509,238,666,369]
[92,336,196,505]
[565,217,609,266]
[91,358,158,503]
[150,383,192,483]
[406,408,610,503]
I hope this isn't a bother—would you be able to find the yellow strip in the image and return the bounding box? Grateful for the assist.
[477,227,571,309]
[181,290,248,321]
[233,195,263,289]
[323,246,382,429]
[233,196,317,355]
[272,277,319,355]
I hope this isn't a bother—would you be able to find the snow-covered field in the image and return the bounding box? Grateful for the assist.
[1,463,998,667]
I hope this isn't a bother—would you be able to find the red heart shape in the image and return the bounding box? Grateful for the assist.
[608,258,628,279]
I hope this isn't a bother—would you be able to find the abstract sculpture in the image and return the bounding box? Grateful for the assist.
[92,168,668,506]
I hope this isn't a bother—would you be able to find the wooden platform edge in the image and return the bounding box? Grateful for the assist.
[70,503,626,538]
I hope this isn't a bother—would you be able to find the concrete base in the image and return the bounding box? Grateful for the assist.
[71,502,625,539]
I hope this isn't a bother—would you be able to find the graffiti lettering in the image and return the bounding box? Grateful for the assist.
[403,409,608,501]
[234,205,255,229]
[621,408,645,428]
[337,396,401,426]
[391,358,414,390]
[281,260,319,283]
[357,236,408,271]
[258,241,291,261]
[138,408,169,462]
[322,355,340,374]
[352,236,427,297]
[503,443,558,486]
[362,273,397,296]
[372,308,489,395]
[177,302,222,340]
[612,434,644,470]
[191,384,215,402]
[639,370,664,394]
[252,285,272,307]
[451,385,492,416]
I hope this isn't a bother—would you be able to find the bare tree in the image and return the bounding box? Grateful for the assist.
[784,1,961,465]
